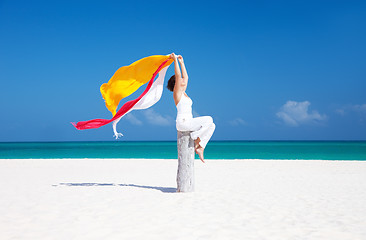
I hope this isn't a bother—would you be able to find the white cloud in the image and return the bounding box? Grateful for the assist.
[124,113,143,125]
[335,108,345,116]
[143,109,172,126]
[352,104,366,113]
[229,117,247,126]
[336,104,366,118]
[336,104,366,115]
[276,101,327,127]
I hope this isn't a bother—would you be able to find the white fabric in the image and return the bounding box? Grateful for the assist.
[176,94,215,149]
[112,66,170,139]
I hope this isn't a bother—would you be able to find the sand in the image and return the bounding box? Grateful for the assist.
[0,159,365,240]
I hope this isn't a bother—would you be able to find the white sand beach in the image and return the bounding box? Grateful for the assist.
[0,159,365,240]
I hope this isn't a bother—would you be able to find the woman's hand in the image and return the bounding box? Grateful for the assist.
[177,55,184,63]
[170,53,177,60]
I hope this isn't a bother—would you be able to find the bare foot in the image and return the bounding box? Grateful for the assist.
[195,146,205,163]
[194,138,201,149]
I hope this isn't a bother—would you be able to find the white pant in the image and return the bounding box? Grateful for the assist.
[176,116,215,149]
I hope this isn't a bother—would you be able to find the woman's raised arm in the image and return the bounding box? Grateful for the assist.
[177,55,188,81]
[170,53,181,79]
[171,53,188,102]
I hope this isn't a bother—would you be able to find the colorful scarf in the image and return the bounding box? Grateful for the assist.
[72,55,173,138]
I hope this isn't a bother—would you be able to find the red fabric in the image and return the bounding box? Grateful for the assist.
[72,59,169,130]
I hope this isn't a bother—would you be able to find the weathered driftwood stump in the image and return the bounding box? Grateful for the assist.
[176,131,195,192]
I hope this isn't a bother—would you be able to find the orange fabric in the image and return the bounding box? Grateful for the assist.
[100,55,173,115]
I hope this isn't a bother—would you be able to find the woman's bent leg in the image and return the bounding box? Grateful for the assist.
[186,116,215,149]
[176,116,215,148]
[187,116,213,139]
[177,116,212,133]
[196,123,215,148]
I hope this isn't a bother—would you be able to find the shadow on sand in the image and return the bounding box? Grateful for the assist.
[56,183,176,193]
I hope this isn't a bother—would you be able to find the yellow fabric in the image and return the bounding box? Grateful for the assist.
[100,55,173,116]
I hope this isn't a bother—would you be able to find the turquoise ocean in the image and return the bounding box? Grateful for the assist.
[0,141,365,160]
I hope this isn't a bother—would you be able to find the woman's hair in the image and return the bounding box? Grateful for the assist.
[166,75,176,92]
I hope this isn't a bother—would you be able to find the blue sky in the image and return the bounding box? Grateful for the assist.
[0,0,365,141]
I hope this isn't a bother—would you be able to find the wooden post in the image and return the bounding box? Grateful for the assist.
[176,131,195,192]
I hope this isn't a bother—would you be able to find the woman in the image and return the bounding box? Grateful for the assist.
[166,53,215,163]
